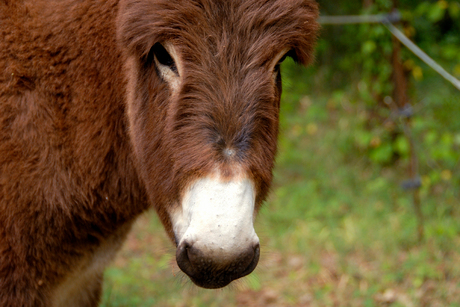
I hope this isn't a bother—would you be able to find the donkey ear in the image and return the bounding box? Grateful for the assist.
[116,0,168,58]
[289,0,320,67]
[117,0,154,57]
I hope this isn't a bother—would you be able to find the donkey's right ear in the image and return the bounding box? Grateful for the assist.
[288,0,320,67]
[117,0,162,58]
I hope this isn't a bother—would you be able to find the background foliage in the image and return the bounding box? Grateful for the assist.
[102,1,460,306]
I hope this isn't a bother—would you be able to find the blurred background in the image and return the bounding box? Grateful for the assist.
[101,1,460,306]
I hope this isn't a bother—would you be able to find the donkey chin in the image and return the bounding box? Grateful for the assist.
[171,170,260,289]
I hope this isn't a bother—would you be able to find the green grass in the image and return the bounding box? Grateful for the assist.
[101,62,460,306]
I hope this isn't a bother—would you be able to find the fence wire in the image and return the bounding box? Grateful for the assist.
[319,13,460,92]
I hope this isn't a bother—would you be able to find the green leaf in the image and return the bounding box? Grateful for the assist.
[449,1,460,17]
[370,143,393,163]
[428,2,447,22]
[355,131,373,148]
[362,40,377,55]
[394,136,410,157]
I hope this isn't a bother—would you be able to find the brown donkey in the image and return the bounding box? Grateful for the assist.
[0,0,318,305]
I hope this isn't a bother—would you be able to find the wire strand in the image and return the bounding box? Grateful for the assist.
[382,22,460,91]
[319,13,460,92]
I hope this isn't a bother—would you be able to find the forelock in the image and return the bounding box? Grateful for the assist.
[117,0,319,65]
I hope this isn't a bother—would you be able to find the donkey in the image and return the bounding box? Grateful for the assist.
[0,0,318,305]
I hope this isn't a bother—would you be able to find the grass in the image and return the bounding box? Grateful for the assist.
[101,61,460,306]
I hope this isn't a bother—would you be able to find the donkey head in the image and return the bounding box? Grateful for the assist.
[117,0,318,289]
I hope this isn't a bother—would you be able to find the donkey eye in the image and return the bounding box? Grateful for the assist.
[152,43,178,75]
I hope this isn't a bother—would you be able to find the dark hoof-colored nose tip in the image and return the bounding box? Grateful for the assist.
[176,241,260,289]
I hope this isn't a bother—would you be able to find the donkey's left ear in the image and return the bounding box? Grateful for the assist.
[289,0,320,67]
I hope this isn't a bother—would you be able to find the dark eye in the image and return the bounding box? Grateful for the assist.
[152,43,178,74]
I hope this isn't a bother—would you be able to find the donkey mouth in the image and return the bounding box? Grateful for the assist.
[176,242,260,289]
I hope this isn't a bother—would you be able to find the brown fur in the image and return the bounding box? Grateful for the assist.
[0,0,318,305]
